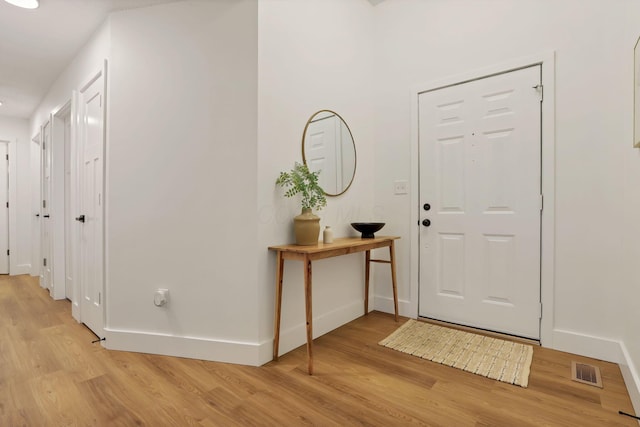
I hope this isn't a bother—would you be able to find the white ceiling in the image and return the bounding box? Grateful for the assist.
[0,0,181,119]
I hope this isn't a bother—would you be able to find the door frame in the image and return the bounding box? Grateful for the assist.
[50,101,72,300]
[410,52,556,347]
[40,120,52,290]
[69,90,81,321]
[31,132,42,278]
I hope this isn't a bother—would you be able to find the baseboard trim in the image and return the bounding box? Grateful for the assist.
[11,264,31,276]
[104,328,265,366]
[104,300,371,367]
[373,294,412,318]
[552,328,622,363]
[620,342,640,421]
[274,300,365,359]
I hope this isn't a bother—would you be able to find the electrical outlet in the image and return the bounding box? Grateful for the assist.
[154,289,169,307]
[394,180,408,195]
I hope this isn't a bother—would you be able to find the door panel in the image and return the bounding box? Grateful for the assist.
[438,233,465,297]
[418,66,542,339]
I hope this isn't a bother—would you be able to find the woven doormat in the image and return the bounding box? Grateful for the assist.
[379,319,533,387]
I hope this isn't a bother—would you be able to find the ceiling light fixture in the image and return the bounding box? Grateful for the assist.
[3,0,39,9]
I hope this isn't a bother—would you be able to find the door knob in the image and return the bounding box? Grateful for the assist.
[75,215,85,223]
[423,203,431,211]
[422,219,431,227]
[43,214,50,218]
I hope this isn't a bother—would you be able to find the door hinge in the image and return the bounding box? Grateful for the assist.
[43,258,47,267]
[42,200,46,209]
[98,292,101,305]
[42,142,45,150]
[539,194,544,211]
[539,302,543,319]
[6,249,9,256]
[533,84,543,101]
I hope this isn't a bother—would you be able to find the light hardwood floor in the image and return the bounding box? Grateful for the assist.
[0,274,637,426]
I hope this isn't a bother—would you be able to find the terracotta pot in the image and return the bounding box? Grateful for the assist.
[294,208,320,245]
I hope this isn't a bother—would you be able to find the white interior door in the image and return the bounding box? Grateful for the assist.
[64,112,73,300]
[31,133,42,278]
[41,122,53,291]
[78,70,106,336]
[0,142,8,274]
[418,65,542,339]
[304,113,339,194]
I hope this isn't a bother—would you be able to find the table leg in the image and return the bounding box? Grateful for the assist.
[273,251,284,361]
[389,241,399,322]
[365,250,371,315]
[304,256,314,375]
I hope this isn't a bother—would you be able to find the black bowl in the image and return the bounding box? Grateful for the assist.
[351,222,385,239]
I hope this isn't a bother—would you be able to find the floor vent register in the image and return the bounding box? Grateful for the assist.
[571,361,603,388]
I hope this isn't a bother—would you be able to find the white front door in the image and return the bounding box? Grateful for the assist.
[78,70,106,336]
[42,122,53,291]
[0,142,8,274]
[418,66,542,339]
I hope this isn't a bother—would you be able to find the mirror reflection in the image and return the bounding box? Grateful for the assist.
[302,110,356,196]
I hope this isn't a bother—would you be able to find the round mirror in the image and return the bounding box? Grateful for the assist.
[302,110,356,196]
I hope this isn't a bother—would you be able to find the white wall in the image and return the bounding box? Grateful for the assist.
[105,0,260,364]
[30,23,110,138]
[373,0,640,408]
[621,3,640,412]
[257,0,376,357]
[0,116,31,274]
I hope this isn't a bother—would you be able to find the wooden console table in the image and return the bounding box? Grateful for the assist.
[269,236,400,375]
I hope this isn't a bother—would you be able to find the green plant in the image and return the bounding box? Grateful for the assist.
[276,162,327,211]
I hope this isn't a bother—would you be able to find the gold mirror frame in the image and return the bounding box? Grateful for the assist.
[301,110,357,196]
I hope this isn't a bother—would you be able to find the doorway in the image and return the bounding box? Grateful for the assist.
[41,121,53,291]
[31,133,41,279]
[63,108,73,300]
[77,68,106,337]
[418,65,542,340]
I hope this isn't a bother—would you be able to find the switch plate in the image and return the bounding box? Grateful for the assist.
[394,180,408,195]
